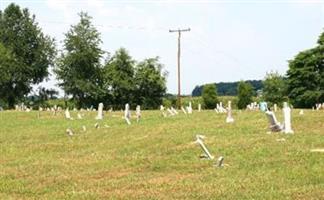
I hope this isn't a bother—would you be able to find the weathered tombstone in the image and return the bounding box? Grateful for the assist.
[259,102,268,112]
[226,101,234,123]
[77,113,83,119]
[265,111,282,132]
[274,104,277,112]
[94,123,99,129]
[171,107,178,115]
[136,105,141,122]
[66,128,74,136]
[299,109,304,115]
[124,103,131,125]
[217,156,224,167]
[187,102,193,114]
[195,136,214,160]
[282,102,294,134]
[65,108,72,120]
[95,103,104,120]
[160,105,167,117]
[82,125,86,132]
[198,103,201,112]
[181,106,187,114]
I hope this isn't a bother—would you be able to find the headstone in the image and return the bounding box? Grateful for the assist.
[274,104,277,112]
[94,123,99,129]
[171,107,178,115]
[226,101,234,123]
[217,156,224,167]
[167,108,175,116]
[136,105,141,122]
[195,136,214,160]
[95,103,104,120]
[259,102,268,112]
[82,125,86,132]
[186,102,193,114]
[181,106,187,114]
[124,103,131,125]
[198,103,201,112]
[77,113,83,119]
[65,108,71,119]
[66,128,73,136]
[299,109,304,115]
[160,105,167,117]
[282,102,293,134]
[265,111,282,132]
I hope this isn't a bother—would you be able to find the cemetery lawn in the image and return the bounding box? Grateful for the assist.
[0,110,323,199]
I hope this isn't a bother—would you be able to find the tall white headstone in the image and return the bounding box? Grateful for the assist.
[226,101,234,123]
[124,103,131,125]
[136,105,141,122]
[282,102,294,134]
[187,102,193,114]
[274,104,277,112]
[198,103,201,112]
[96,103,104,120]
[181,106,187,114]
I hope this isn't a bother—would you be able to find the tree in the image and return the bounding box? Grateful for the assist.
[286,31,324,108]
[103,48,135,108]
[0,3,56,108]
[237,81,253,109]
[262,71,287,106]
[202,84,218,109]
[134,57,167,109]
[55,12,104,108]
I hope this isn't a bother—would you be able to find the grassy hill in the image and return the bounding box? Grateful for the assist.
[0,110,323,199]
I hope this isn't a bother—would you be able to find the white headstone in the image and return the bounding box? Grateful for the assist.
[198,103,201,112]
[95,103,104,120]
[77,113,83,119]
[282,102,293,134]
[65,108,71,119]
[226,101,234,123]
[124,103,131,125]
[299,109,304,115]
[136,105,141,122]
[195,136,214,160]
[274,104,277,112]
[171,107,178,115]
[181,106,187,114]
[187,102,193,114]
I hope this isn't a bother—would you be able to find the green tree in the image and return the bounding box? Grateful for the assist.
[103,48,135,108]
[134,57,167,109]
[237,81,253,109]
[202,84,218,109]
[287,32,324,108]
[262,71,287,106]
[55,12,104,108]
[0,3,55,108]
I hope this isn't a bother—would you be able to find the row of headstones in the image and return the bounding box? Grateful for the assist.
[65,103,141,125]
[160,102,200,117]
[314,103,324,110]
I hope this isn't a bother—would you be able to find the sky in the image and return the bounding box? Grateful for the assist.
[1,0,324,96]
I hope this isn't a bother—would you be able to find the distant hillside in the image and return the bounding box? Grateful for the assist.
[192,80,263,96]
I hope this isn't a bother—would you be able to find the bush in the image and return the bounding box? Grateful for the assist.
[202,84,218,109]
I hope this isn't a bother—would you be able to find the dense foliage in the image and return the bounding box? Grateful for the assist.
[202,84,218,109]
[237,81,254,109]
[0,3,56,108]
[286,32,324,108]
[262,71,287,107]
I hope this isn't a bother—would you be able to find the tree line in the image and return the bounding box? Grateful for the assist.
[0,4,167,109]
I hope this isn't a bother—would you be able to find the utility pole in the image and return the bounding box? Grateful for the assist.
[169,28,190,109]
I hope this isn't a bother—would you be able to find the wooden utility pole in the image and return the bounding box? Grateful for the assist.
[169,28,190,109]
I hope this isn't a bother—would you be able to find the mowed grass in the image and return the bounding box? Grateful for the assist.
[0,109,323,199]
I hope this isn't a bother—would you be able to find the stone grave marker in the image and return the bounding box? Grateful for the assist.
[95,103,104,120]
[226,101,234,123]
[124,103,131,125]
[136,105,141,122]
[282,102,294,134]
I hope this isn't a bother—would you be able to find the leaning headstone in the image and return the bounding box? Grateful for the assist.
[82,125,87,132]
[77,113,83,119]
[195,136,214,160]
[265,111,282,132]
[217,156,224,167]
[167,108,175,116]
[198,103,201,112]
[124,103,131,125]
[160,105,167,117]
[282,102,294,134]
[181,106,187,114]
[95,103,104,120]
[136,105,141,122]
[171,107,178,115]
[226,101,234,123]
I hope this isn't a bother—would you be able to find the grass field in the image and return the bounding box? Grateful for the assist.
[0,109,323,199]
